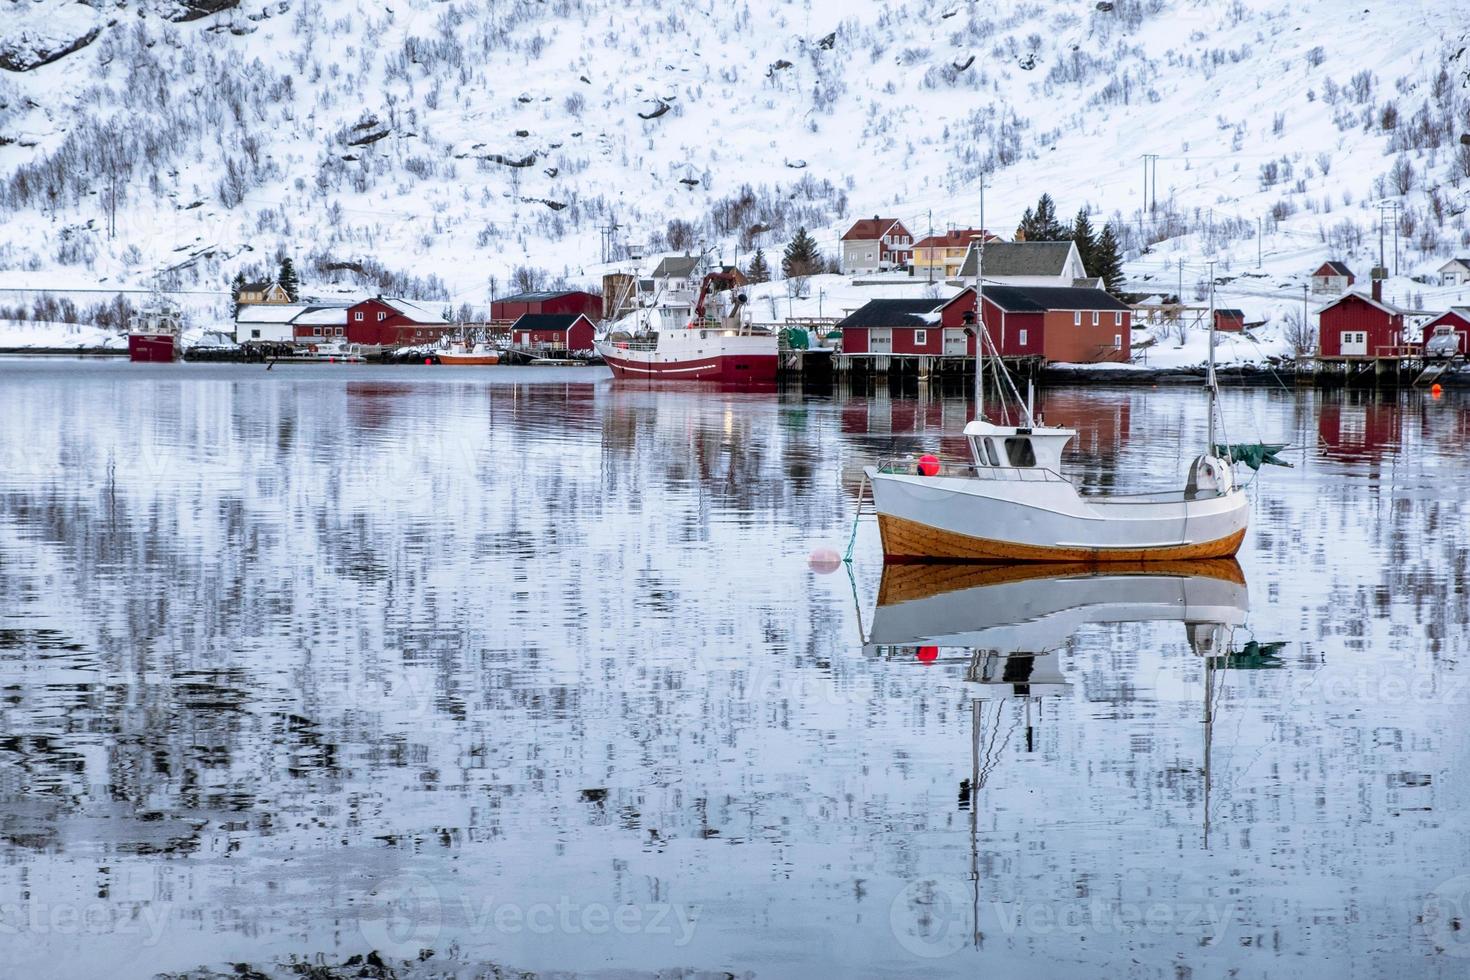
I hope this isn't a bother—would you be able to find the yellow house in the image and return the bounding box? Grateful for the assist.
[911,229,995,278]
[238,281,291,304]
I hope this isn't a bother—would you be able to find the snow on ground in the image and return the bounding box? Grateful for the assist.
[0,319,125,350]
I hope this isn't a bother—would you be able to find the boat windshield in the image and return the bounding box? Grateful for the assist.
[1004,437,1037,467]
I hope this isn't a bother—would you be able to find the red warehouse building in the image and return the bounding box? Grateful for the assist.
[838,300,950,355]
[937,286,1132,363]
[509,313,596,350]
[491,290,601,322]
[345,297,454,346]
[1317,286,1406,358]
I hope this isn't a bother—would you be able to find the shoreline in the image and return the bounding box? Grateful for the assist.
[3,348,1465,388]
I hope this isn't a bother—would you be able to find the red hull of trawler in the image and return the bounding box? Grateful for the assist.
[128,334,177,363]
[599,349,779,383]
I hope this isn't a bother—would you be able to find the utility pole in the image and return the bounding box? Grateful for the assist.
[926,209,934,285]
[1376,201,1402,277]
[1139,154,1159,211]
[1257,216,1262,268]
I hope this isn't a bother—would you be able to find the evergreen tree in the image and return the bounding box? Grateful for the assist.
[277,257,300,301]
[230,271,245,319]
[1094,223,1125,296]
[782,227,822,278]
[1017,193,1068,241]
[1071,207,1097,277]
[746,247,771,283]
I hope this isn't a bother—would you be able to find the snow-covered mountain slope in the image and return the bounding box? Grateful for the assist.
[0,0,1466,329]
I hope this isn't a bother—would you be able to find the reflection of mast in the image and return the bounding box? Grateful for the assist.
[964,687,1042,950]
[1203,652,1214,849]
[970,698,981,949]
[1186,621,1229,850]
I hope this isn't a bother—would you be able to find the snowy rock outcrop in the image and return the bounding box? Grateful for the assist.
[0,3,101,73]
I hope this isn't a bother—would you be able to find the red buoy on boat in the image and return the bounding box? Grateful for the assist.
[917,646,938,664]
[917,454,940,477]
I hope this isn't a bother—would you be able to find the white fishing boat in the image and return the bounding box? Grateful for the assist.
[594,268,778,383]
[438,341,501,365]
[864,237,1252,562]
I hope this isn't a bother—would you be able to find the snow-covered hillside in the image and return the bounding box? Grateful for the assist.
[0,0,1467,333]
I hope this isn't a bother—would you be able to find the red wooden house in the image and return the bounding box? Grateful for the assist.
[509,313,596,350]
[492,290,601,322]
[1317,285,1406,358]
[345,297,454,346]
[1213,309,1246,332]
[837,300,947,355]
[937,285,1132,363]
[1420,307,1470,356]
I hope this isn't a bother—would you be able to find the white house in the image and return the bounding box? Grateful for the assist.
[1439,258,1470,287]
[953,240,1089,287]
[235,303,309,345]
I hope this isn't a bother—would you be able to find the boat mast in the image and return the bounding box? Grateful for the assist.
[1206,260,1217,456]
[974,177,985,421]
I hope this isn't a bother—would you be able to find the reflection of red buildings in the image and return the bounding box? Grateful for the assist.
[1318,397,1400,460]
[1034,392,1132,457]
[835,391,1132,460]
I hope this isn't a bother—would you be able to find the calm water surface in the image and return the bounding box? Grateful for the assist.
[0,359,1467,978]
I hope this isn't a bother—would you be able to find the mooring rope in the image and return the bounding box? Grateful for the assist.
[843,472,869,563]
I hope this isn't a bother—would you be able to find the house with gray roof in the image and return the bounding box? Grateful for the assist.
[952,240,1088,287]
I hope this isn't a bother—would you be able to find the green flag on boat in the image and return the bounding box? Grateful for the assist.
[1215,443,1291,470]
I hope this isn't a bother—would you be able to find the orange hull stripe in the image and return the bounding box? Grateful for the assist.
[877,515,1246,564]
[876,557,1246,605]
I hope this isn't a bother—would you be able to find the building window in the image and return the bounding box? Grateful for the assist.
[1091,311,1100,326]
[1114,334,1122,347]
[914,329,927,345]
[251,329,260,339]
[377,312,386,321]
[1018,328,1028,346]
[336,327,344,336]
[1114,312,1123,326]
[1073,311,1081,326]
[354,312,363,321]
[313,327,322,336]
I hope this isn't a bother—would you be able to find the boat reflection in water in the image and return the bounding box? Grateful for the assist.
[866,559,1249,676]
[869,560,1258,952]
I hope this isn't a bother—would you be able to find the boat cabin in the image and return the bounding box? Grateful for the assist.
[962,420,1074,473]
